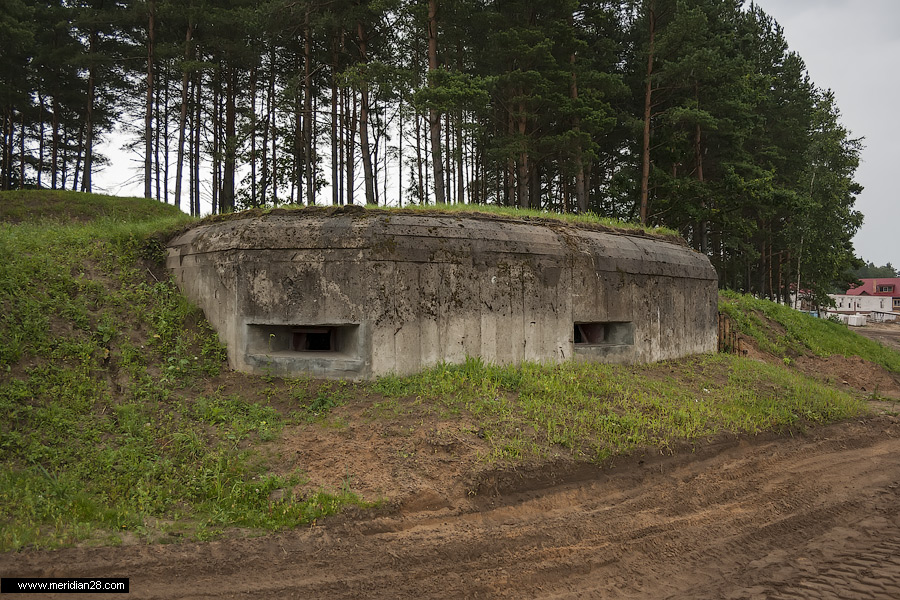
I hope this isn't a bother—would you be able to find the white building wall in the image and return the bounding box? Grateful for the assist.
[829,294,888,313]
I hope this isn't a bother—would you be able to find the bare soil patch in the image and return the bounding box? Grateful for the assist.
[854,321,900,353]
[793,354,900,400]
[3,415,899,599]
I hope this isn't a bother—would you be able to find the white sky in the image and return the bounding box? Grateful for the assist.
[95,1,898,267]
[757,0,900,267]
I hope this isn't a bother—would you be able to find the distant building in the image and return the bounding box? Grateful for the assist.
[828,278,900,322]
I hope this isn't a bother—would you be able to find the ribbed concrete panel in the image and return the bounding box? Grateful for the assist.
[167,210,718,379]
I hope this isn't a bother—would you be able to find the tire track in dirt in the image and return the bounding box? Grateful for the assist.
[2,416,899,599]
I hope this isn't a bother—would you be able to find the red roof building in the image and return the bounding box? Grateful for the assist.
[830,278,900,319]
[845,278,900,297]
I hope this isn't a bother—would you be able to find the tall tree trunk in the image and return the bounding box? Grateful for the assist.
[415,112,425,203]
[82,32,97,192]
[338,75,345,205]
[506,110,515,206]
[249,65,258,206]
[768,243,774,301]
[188,77,195,215]
[456,112,463,204]
[517,102,529,209]
[570,51,587,213]
[222,66,236,213]
[145,0,155,199]
[154,70,161,201]
[347,85,357,204]
[261,49,271,205]
[357,21,376,205]
[174,21,193,211]
[445,112,451,202]
[18,111,25,188]
[163,64,170,202]
[338,30,346,205]
[1,107,10,190]
[72,123,83,191]
[51,97,59,189]
[695,120,707,253]
[639,0,656,225]
[293,55,303,203]
[427,0,445,204]
[193,72,202,216]
[331,33,340,206]
[211,69,219,213]
[413,33,425,203]
[61,129,68,189]
[37,95,45,188]
[455,42,464,205]
[304,4,314,205]
[529,159,540,210]
[271,46,278,205]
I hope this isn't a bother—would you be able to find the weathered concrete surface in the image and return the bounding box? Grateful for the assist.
[167,209,718,380]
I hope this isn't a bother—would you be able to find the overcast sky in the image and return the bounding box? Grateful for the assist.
[757,0,900,267]
[95,1,898,266]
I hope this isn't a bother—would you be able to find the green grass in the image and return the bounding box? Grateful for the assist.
[0,190,370,551]
[718,290,900,372]
[202,200,679,239]
[374,354,867,463]
[369,202,679,237]
[0,189,883,551]
[0,189,184,224]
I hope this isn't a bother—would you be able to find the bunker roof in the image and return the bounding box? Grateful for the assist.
[172,204,687,247]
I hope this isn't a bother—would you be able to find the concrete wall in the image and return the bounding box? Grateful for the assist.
[167,209,719,380]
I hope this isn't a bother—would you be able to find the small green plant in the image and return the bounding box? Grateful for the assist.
[299,381,352,419]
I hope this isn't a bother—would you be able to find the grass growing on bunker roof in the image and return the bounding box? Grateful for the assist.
[370,202,680,236]
[194,200,681,240]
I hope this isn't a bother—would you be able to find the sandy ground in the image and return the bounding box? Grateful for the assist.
[2,413,899,599]
[853,321,900,353]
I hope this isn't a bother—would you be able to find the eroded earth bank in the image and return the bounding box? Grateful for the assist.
[3,413,899,600]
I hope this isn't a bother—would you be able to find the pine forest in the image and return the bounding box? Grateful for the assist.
[0,0,864,303]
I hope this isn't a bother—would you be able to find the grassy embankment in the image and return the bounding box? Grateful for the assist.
[718,290,900,372]
[0,191,882,551]
[0,191,369,550]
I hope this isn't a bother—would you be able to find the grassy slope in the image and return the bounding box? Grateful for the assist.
[374,354,863,463]
[0,191,885,551]
[0,191,367,551]
[719,290,900,372]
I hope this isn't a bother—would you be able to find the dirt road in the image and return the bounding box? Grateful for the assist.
[3,416,900,599]
[854,322,900,354]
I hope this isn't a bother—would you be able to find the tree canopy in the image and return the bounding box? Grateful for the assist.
[0,0,865,302]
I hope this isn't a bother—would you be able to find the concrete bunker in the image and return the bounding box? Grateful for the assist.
[167,208,718,380]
